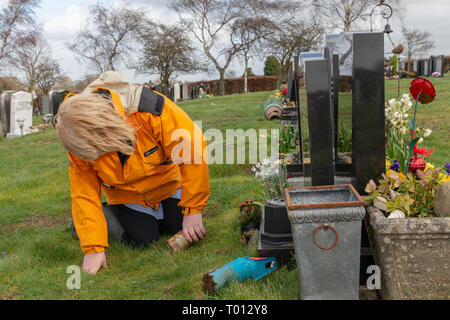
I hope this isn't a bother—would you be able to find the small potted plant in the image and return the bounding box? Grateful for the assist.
[238,200,262,231]
[252,158,291,239]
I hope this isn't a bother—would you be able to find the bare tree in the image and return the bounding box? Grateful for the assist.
[66,2,145,74]
[10,32,48,92]
[231,15,278,93]
[72,74,99,92]
[171,0,250,96]
[35,56,63,94]
[132,21,206,95]
[267,17,324,82]
[402,27,434,75]
[312,0,380,32]
[0,0,41,68]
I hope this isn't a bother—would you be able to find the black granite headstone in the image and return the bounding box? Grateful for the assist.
[286,63,293,102]
[351,33,385,195]
[332,54,340,163]
[323,47,335,164]
[417,59,424,76]
[305,59,335,186]
[3,92,12,136]
[52,90,69,115]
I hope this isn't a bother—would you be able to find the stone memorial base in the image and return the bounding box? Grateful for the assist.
[6,132,31,139]
[365,206,450,300]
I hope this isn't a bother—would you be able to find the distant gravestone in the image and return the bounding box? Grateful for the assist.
[413,60,418,73]
[169,86,174,102]
[434,55,444,76]
[6,91,33,139]
[423,59,430,76]
[1,91,15,137]
[173,83,181,102]
[52,90,69,115]
[40,95,51,115]
[182,82,189,100]
[417,59,424,76]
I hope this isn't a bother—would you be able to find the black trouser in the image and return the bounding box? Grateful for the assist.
[111,198,183,248]
[71,198,183,249]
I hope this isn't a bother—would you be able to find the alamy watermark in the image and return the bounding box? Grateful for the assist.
[66,265,81,290]
[366,265,381,290]
[170,121,280,165]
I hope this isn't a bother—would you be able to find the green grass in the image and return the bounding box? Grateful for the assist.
[0,77,449,299]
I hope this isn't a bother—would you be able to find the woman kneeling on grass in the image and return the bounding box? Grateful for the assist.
[54,71,209,275]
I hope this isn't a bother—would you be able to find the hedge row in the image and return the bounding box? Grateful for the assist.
[189,76,280,96]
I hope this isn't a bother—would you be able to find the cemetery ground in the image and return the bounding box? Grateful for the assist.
[0,76,449,300]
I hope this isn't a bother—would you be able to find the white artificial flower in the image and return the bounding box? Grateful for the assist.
[424,129,432,137]
[400,127,407,135]
[418,138,424,144]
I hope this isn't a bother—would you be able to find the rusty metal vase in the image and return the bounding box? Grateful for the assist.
[285,185,366,300]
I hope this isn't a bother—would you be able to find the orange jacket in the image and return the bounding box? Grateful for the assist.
[68,72,209,254]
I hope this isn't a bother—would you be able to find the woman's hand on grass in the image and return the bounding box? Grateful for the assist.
[182,213,206,243]
[82,252,107,275]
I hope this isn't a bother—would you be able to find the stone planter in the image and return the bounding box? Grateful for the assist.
[365,206,450,300]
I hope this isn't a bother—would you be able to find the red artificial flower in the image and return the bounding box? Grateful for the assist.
[281,87,287,97]
[409,78,436,104]
[413,145,434,158]
[411,129,434,158]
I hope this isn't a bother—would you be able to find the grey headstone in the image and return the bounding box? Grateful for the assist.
[182,81,189,100]
[40,95,51,115]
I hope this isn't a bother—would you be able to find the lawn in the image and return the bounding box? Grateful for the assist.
[0,77,448,299]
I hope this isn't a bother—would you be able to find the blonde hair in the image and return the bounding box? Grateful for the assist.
[55,93,137,162]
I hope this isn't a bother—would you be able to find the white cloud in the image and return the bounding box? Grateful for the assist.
[43,5,89,41]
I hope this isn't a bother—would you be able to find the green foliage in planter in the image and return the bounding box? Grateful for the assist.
[337,122,352,153]
[365,167,445,218]
[279,123,298,154]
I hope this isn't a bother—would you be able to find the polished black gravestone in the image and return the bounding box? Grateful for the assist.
[351,32,385,195]
[332,54,340,164]
[417,59,424,76]
[52,90,69,115]
[304,59,335,186]
[2,92,13,137]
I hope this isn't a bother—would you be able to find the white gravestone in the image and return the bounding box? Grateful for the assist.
[173,83,181,102]
[6,91,33,139]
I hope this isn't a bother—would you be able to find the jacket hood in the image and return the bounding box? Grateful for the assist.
[83,71,143,115]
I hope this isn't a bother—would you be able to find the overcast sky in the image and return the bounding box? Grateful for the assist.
[6,0,450,83]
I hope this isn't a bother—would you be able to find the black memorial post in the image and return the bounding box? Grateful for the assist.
[351,33,385,195]
[332,54,340,164]
[305,58,335,186]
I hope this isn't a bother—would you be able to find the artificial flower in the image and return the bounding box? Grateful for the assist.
[413,145,434,158]
[409,78,436,104]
